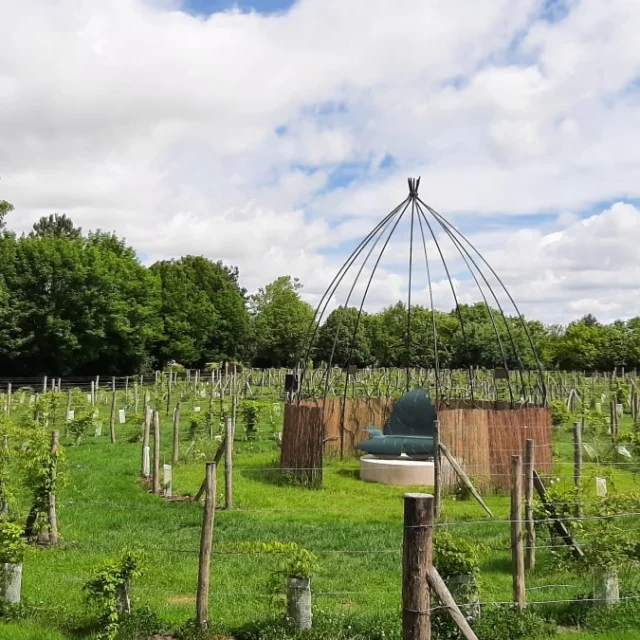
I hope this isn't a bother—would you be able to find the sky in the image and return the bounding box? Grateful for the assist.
[2,0,640,326]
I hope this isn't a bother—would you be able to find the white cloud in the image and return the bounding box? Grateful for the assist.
[1,0,640,325]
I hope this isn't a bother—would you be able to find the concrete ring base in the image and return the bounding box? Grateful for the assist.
[359,455,434,486]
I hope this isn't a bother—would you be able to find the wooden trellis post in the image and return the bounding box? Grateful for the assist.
[402,493,433,640]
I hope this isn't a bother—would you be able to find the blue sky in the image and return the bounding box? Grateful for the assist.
[184,0,295,14]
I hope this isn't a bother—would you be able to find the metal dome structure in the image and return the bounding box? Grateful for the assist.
[295,177,547,411]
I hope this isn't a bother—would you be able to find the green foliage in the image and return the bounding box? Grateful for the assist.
[83,550,143,640]
[150,256,249,368]
[217,541,318,581]
[241,401,269,440]
[233,612,401,640]
[0,230,160,376]
[30,213,82,239]
[249,276,314,368]
[68,411,96,445]
[173,618,227,640]
[433,530,480,578]
[188,410,211,441]
[471,605,555,639]
[580,493,640,569]
[0,521,28,564]
[550,400,572,427]
[0,196,14,230]
[113,606,165,640]
[565,593,640,632]
[163,362,185,372]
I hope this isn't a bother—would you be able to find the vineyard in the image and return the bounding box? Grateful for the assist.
[1,368,640,640]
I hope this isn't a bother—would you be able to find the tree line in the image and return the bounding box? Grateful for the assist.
[0,203,638,375]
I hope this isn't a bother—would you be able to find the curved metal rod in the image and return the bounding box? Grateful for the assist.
[337,198,413,445]
[406,197,416,393]
[415,201,515,405]
[419,198,547,406]
[321,200,408,402]
[415,205,440,406]
[421,203,526,401]
[416,204,475,405]
[296,196,411,398]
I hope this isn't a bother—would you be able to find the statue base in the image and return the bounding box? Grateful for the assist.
[359,454,434,487]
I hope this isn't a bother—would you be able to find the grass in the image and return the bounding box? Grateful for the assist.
[1,391,640,638]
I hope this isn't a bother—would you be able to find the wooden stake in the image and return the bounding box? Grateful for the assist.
[90,380,95,407]
[48,431,59,545]
[573,421,583,516]
[152,410,161,494]
[109,390,117,444]
[172,402,181,464]
[533,471,584,558]
[511,455,525,610]
[402,492,433,640]
[141,408,151,478]
[6,383,11,418]
[439,443,493,518]
[194,439,226,502]
[524,439,535,571]
[426,567,479,640]
[196,461,217,628]
[209,370,215,439]
[610,399,617,440]
[433,421,441,519]
[224,417,233,510]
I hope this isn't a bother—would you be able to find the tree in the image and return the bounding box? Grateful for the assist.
[315,306,372,367]
[150,256,249,368]
[0,232,160,375]
[250,276,314,367]
[30,213,82,239]
[0,182,13,231]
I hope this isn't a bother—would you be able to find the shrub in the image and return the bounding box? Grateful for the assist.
[233,612,401,640]
[550,400,571,427]
[84,550,143,640]
[115,606,165,640]
[0,521,28,564]
[68,411,96,445]
[471,605,555,639]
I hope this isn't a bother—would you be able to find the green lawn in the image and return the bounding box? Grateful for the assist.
[1,400,640,638]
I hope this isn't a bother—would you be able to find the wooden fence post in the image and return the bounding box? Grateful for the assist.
[524,439,535,571]
[109,390,117,444]
[609,399,617,440]
[42,376,47,393]
[209,370,215,439]
[402,492,433,640]
[511,455,525,609]
[152,411,161,495]
[172,402,181,464]
[141,408,151,478]
[196,461,217,628]
[433,422,441,519]
[573,421,583,516]
[48,431,59,545]
[225,417,233,510]
[6,383,11,418]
